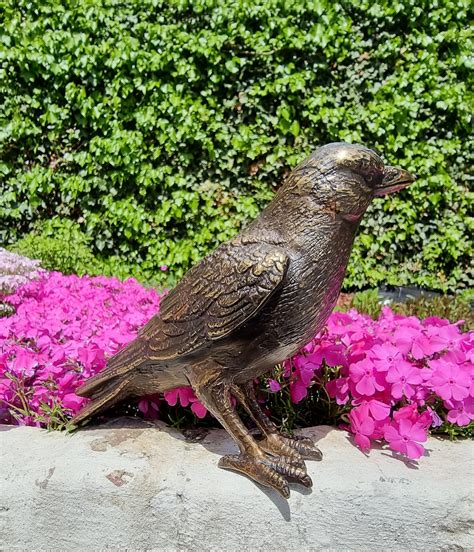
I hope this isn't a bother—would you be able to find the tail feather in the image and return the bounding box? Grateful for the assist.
[70,377,130,427]
[76,339,145,398]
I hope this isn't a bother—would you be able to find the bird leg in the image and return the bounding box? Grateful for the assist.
[232,381,323,461]
[189,369,311,498]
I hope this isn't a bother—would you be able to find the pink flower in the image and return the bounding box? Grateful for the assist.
[11,349,37,377]
[307,343,347,368]
[392,326,435,359]
[371,343,403,372]
[424,322,462,353]
[353,398,391,421]
[163,387,207,418]
[0,271,161,426]
[62,393,85,411]
[384,418,428,459]
[268,379,281,392]
[326,377,349,405]
[349,404,375,451]
[293,355,318,386]
[444,397,474,426]
[385,361,423,399]
[1,262,472,464]
[138,397,160,418]
[78,346,106,373]
[429,358,470,401]
[289,380,308,403]
[164,387,194,407]
[393,404,432,429]
[349,358,385,396]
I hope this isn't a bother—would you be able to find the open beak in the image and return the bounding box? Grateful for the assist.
[375,166,416,197]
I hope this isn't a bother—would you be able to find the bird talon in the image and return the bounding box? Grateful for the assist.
[261,432,323,461]
[264,457,313,489]
[282,435,323,461]
[259,435,306,468]
[219,453,291,498]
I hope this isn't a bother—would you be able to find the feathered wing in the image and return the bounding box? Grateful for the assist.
[75,240,289,397]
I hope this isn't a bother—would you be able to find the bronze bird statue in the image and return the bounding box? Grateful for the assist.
[71,143,415,498]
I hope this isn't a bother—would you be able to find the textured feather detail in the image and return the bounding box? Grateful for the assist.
[137,240,290,360]
[76,339,145,397]
[75,241,289,398]
[69,377,130,426]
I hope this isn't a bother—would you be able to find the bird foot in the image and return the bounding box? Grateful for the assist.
[218,451,312,498]
[260,433,323,462]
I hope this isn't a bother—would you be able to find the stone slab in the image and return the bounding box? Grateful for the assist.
[1,419,473,551]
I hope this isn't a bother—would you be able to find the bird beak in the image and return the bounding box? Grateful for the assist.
[375,166,416,196]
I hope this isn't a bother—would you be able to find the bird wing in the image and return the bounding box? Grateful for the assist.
[76,240,289,396]
[137,240,289,360]
[76,238,289,398]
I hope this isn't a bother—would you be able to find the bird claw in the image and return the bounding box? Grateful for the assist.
[258,434,306,467]
[283,434,323,461]
[218,451,312,499]
[262,433,323,461]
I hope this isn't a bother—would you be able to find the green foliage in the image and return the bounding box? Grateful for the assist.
[350,289,383,319]
[434,421,474,440]
[1,0,472,291]
[0,301,15,318]
[11,219,100,276]
[391,293,473,330]
[10,218,168,286]
[339,288,474,329]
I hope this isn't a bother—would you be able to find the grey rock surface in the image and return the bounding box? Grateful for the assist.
[1,419,473,551]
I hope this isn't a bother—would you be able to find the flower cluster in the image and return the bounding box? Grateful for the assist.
[0,270,472,462]
[0,248,44,296]
[275,308,473,459]
[0,271,206,426]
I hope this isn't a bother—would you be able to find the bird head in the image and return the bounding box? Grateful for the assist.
[296,142,416,222]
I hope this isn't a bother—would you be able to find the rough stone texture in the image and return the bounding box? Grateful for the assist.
[1,419,473,551]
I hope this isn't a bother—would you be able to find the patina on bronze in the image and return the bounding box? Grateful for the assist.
[71,143,415,498]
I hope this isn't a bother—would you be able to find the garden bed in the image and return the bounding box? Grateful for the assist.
[1,258,473,459]
[1,251,473,549]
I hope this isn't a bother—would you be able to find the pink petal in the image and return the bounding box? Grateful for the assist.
[398,418,413,436]
[177,388,193,407]
[358,416,375,436]
[163,389,178,406]
[456,412,471,426]
[191,401,207,419]
[354,432,371,451]
[405,441,425,459]
[138,399,150,414]
[452,384,469,401]
[384,425,401,442]
[411,341,426,360]
[355,376,376,396]
[387,438,407,456]
[368,400,391,421]
[407,371,423,385]
[407,423,428,443]
[290,380,308,403]
[268,379,281,392]
[390,382,404,400]
[62,393,85,411]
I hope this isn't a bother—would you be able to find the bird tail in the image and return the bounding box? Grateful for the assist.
[69,377,131,427]
[75,340,145,398]
[69,339,146,427]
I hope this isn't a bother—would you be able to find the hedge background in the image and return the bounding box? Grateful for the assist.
[1,0,472,291]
